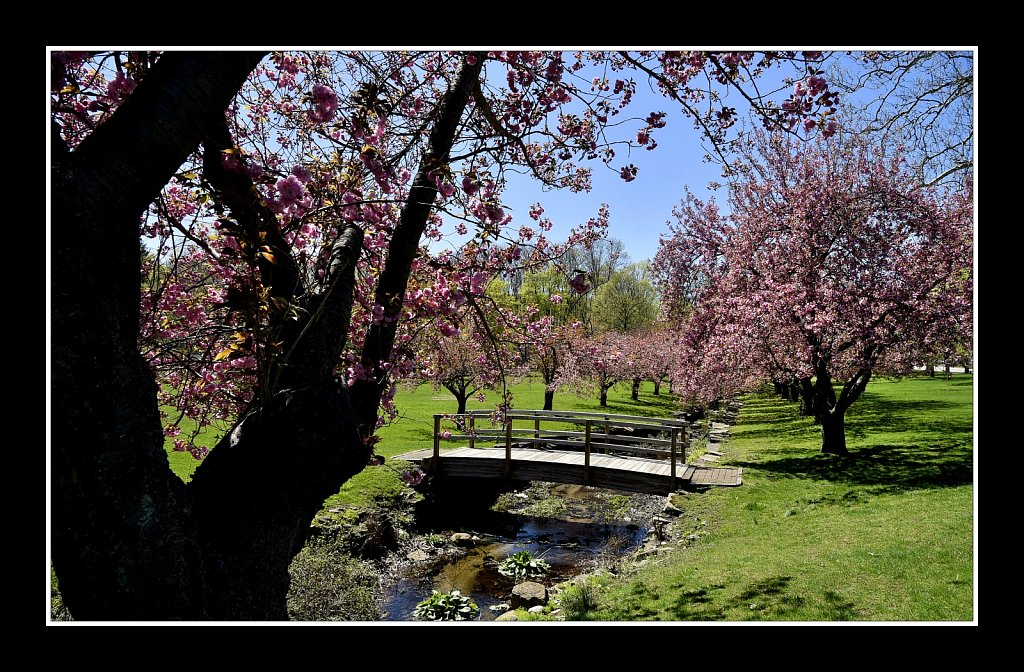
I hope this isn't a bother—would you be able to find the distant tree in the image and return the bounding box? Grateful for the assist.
[591,264,659,334]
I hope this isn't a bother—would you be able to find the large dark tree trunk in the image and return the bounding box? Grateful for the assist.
[600,389,609,407]
[52,51,370,621]
[653,378,662,395]
[927,364,936,377]
[631,378,641,401]
[543,389,555,411]
[819,411,848,455]
[51,52,269,619]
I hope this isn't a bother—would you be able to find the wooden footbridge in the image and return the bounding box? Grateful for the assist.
[394,409,742,495]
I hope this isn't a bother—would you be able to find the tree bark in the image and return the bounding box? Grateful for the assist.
[631,378,641,400]
[653,379,661,395]
[600,389,608,407]
[927,364,936,377]
[543,389,555,411]
[53,51,374,621]
[51,51,268,620]
[819,411,848,455]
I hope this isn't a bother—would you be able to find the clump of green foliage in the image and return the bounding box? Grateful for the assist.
[558,577,599,620]
[287,536,384,621]
[498,550,551,581]
[413,590,479,621]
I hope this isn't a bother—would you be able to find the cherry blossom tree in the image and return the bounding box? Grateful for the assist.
[656,130,973,453]
[50,49,844,619]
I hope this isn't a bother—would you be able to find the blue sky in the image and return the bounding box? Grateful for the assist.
[494,61,768,265]
[500,109,724,265]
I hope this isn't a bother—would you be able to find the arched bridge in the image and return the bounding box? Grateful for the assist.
[394,409,742,495]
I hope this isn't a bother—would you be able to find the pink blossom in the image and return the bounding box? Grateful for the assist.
[276,175,306,204]
[290,164,311,183]
[637,129,650,145]
[470,272,488,295]
[806,76,827,97]
[568,273,591,294]
[551,294,564,305]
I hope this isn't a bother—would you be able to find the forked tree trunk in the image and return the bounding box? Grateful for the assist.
[653,379,661,395]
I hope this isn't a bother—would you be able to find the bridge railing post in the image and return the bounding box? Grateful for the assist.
[504,417,512,478]
[584,419,592,486]
[432,414,441,474]
[670,427,677,491]
[533,416,541,450]
[469,414,475,450]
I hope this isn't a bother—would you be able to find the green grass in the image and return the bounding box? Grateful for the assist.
[590,375,975,622]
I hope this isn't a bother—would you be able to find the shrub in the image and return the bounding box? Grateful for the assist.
[287,537,384,621]
[558,578,598,620]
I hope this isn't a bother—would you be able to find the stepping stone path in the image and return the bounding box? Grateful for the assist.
[695,401,742,467]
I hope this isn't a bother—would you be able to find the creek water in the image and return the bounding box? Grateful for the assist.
[382,484,650,621]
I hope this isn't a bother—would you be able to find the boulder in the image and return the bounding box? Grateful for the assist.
[495,611,519,622]
[510,581,548,609]
[450,532,475,547]
[406,549,429,562]
[527,605,545,614]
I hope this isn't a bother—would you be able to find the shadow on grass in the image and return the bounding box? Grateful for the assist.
[736,441,972,493]
[734,385,973,493]
[667,575,857,621]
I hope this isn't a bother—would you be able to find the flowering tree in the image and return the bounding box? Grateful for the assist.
[520,313,586,410]
[51,49,843,619]
[656,130,973,453]
[564,332,636,407]
[419,315,522,415]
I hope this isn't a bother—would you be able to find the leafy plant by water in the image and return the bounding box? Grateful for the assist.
[498,550,551,581]
[413,590,479,621]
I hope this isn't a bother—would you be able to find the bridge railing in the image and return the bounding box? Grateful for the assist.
[430,409,690,489]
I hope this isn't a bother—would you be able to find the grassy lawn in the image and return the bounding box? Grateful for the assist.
[590,375,975,622]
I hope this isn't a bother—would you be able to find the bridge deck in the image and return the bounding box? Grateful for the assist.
[394,446,742,494]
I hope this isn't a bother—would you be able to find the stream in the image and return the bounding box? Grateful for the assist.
[382,483,657,621]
